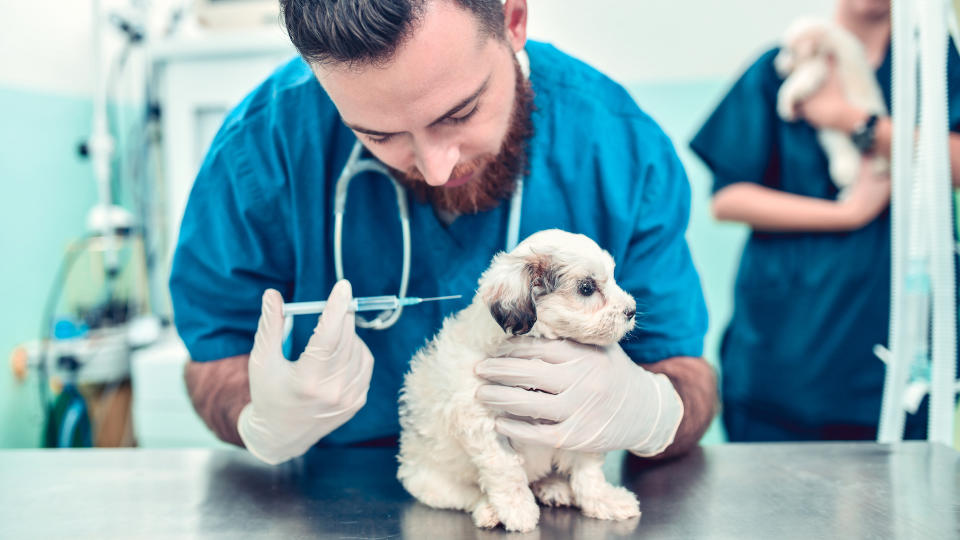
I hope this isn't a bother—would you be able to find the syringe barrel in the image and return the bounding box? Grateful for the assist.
[282,300,329,316]
[353,295,401,312]
[282,296,401,316]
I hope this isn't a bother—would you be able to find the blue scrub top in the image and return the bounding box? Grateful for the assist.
[170,41,708,446]
[690,42,960,428]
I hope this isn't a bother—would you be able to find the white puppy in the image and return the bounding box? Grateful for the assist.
[774,17,888,194]
[397,229,641,532]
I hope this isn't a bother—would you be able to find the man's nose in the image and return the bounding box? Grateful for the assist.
[414,137,459,186]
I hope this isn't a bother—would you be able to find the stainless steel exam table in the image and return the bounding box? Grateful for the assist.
[1,442,957,539]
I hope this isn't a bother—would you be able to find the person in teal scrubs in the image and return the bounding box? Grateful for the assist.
[170,0,717,464]
[690,0,960,441]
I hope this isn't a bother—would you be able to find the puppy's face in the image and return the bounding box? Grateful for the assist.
[478,230,637,346]
[776,20,832,76]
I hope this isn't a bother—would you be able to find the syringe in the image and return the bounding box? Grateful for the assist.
[282,295,462,317]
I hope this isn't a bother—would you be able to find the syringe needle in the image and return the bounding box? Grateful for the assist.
[417,295,462,302]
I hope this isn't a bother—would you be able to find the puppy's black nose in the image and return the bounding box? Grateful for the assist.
[624,308,636,319]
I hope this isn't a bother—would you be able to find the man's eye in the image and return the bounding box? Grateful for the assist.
[445,103,480,125]
[365,133,395,145]
[577,278,596,296]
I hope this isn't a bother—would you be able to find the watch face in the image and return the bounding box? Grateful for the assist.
[851,115,878,153]
[852,130,868,151]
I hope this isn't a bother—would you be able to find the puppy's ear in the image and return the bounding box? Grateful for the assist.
[479,251,557,335]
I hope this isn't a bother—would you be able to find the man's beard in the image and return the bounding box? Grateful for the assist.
[389,61,534,215]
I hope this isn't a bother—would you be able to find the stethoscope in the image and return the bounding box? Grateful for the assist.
[331,50,530,331]
[333,142,524,330]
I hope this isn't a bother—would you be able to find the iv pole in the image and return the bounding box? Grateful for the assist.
[878,0,959,446]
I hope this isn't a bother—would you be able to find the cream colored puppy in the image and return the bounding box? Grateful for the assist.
[774,17,888,194]
[397,229,641,532]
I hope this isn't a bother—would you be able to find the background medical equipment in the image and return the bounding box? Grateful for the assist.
[132,2,293,448]
[10,0,159,447]
[878,0,960,445]
[14,211,157,447]
[282,295,462,317]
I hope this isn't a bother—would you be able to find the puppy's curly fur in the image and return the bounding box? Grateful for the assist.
[397,230,641,532]
[774,17,889,195]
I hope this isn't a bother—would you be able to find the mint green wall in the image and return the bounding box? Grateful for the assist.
[0,80,741,448]
[628,80,746,445]
[0,86,100,447]
[628,80,747,369]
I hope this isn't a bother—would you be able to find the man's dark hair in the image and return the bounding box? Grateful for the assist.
[279,0,506,67]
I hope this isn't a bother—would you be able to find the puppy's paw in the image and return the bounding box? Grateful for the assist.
[777,93,798,122]
[492,490,540,532]
[533,476,573,507]
[774,50,794,77]
[498,502,540,532]
[829,152,859,189]
[471,498,500,529]
[578,485,641,521]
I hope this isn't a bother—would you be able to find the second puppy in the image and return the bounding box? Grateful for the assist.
[775,17,888,195]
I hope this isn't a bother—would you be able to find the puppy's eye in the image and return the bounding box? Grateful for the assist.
[577,278,596,297]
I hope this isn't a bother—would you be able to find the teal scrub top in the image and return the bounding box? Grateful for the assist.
[690,42,960,429]
[170,41,708,445]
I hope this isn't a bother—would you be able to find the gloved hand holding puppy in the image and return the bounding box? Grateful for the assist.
[476,337,683,457]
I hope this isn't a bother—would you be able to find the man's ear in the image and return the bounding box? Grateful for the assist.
[503,0,528,53]
[479,250,556,335]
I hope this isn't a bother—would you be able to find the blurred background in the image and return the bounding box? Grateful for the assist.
[1,0,884,450]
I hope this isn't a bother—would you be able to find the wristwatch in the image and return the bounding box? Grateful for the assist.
[851,114,879,154]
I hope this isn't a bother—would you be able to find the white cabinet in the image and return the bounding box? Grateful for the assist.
[150,28,294,318]
[130,330,229,448]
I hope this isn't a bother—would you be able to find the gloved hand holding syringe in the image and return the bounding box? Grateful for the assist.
[282,294,461,316]
[240,282,462,465]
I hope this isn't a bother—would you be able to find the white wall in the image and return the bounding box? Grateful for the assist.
[0,0,253,95]
[528,0,835,83]
[0,0,133,95]
[1,0,836,96]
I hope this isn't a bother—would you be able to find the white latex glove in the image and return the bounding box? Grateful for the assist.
[475,337,683,457]
[238,280,374,465]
